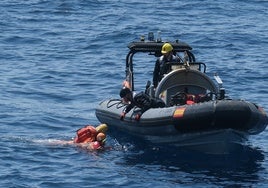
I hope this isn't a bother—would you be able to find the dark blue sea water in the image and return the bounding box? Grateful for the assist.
[1,0,268,187]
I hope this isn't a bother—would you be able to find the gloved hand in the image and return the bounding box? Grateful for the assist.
[120,112,126,120]
[135,113,141,121]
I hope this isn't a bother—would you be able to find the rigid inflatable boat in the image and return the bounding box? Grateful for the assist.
[95,34,267,154]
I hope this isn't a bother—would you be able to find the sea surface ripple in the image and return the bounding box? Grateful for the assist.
[0,0,268,187]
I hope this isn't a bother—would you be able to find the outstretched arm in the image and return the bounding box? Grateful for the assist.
[120,103,135,120]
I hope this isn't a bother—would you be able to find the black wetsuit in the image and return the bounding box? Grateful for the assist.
[123,91,165,114]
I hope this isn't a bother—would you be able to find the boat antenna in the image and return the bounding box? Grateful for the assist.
[183,51,190,69]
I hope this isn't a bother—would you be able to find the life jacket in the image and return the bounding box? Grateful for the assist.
[74,125,97,143]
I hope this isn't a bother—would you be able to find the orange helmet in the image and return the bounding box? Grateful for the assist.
[96,132,106,142]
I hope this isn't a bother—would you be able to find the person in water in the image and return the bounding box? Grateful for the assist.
[119,87,165,121]
[153,43,180,88]
[73,123,108,150]
[54,123,108,151]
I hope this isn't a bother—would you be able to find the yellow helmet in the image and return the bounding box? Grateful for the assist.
[161,43,173,54]
[96,123,108,133]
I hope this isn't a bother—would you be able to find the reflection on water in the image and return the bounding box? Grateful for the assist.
[119,142,265,186]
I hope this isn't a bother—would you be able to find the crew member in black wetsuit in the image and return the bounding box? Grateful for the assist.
[119,87,165,121]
